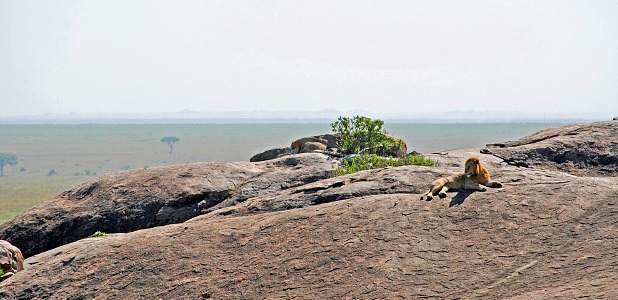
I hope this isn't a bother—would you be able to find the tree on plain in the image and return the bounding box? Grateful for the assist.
[0,153,17,177]
[161,136,180,154]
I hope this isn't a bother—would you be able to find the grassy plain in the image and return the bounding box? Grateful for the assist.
[0,123,331,223]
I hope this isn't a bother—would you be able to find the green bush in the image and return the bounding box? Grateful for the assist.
[92,231,106,237]
[0,269,4,277]
[334,153,434,176]
[331,116,402,156]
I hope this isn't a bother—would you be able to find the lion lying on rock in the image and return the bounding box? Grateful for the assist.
[421,157,502,201]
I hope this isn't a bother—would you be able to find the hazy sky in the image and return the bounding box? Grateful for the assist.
[1,1,617,117]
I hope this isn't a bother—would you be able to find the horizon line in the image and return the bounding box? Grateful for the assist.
[0,109,614,119]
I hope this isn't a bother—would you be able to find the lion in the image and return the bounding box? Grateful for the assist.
[420,157,502,201]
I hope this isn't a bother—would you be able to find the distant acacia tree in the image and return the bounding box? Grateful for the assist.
[0,153,17,177]
[161,136,180,154]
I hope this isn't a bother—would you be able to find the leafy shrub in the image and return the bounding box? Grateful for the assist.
[92,231,106,237]
[47,169,57,176]
[334,153,434,176]
[0,269,4,277]
[331,116,403,156]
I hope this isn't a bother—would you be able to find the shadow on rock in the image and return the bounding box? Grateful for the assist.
[449,190,475,207]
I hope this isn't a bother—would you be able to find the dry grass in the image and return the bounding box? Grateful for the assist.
[0,123,331,224]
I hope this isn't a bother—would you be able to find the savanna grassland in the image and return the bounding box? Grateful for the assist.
[0,121,568,224]
[0,123,331,223]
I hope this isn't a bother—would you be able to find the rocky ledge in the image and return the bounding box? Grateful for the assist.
[484,120,617,176]
[0,120,616,299]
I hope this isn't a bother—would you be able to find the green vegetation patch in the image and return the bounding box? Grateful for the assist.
[331,116,403,156]
[92,231,106,237]
[334,153,434,176]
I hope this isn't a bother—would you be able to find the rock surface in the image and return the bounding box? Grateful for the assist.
[0,240,23,282]
[0,154,336,258]
[1,165,616,299]
[1,121,617,299]
[249,147,291,162]
[485,120,618,176]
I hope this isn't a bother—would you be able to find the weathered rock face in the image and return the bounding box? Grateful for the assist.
[0,154,336,258]
[1,165,616,299]
[0,240,23,282]
[485,121,618,176]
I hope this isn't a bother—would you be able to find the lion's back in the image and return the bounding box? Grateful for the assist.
[446,173,467,189]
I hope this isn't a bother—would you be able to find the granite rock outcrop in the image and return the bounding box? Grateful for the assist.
[1,120,617,299]
[485,120,617,176]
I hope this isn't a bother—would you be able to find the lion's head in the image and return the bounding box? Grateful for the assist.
[464,157,480,177]
[464,157,491,183]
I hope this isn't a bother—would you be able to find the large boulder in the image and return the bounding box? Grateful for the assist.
[253,133,409,162]
[0,240,23,282]
[249,147,290,162]
[0,154,336,258]
[1,165,616,299]
[484,120,618,176]
[299,141,327,153]
[291,134,338,152]
[252,135,338,162]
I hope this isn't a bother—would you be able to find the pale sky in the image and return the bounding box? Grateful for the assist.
[1,0,617,117]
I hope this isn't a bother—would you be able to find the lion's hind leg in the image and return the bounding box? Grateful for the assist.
[420,189,430,201]
[421,186,437,201]
[438,186,450,198]
[421,178,447,201]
